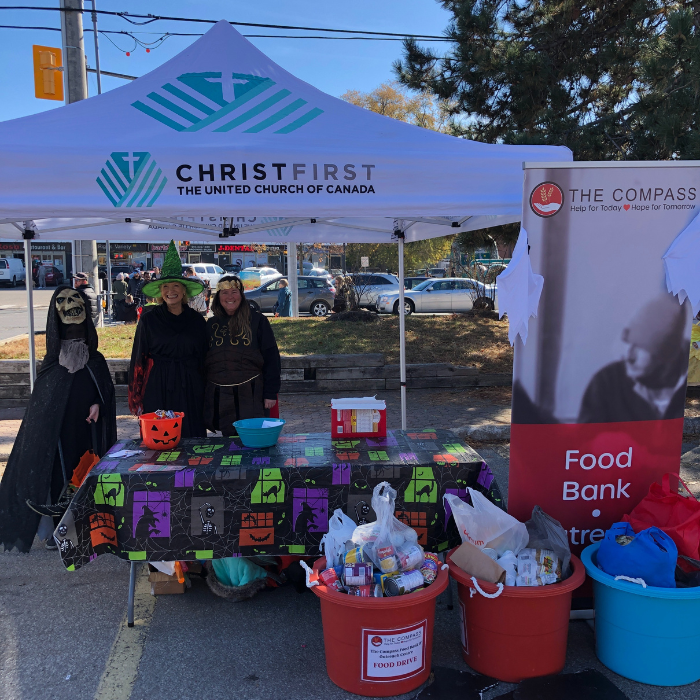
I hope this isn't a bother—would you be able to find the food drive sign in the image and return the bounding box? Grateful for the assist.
[361,620,426,682]
[509,163,698,555]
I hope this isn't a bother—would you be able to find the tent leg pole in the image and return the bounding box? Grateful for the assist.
[398,233,407,431]
[24,238,36,392]
[287,243,298,317]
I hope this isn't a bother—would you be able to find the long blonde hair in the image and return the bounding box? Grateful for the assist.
[211,275,251,341]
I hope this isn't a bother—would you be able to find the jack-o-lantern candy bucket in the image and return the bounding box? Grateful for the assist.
[139,412,185,450]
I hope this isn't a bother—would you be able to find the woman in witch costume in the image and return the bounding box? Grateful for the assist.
[128,241,208,438]
[204,275,281,435]
[0,286,116,553]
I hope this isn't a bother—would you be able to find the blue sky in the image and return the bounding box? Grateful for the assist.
[0,0,452,122]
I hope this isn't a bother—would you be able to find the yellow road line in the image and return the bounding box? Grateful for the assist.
[94,564,156,700]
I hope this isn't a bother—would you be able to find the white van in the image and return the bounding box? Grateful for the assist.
[0,258,26,287]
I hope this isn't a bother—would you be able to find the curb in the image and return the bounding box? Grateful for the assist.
[453,423,511,441]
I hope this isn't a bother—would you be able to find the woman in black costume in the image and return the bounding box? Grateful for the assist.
[128,241,207,438]
[0,286,116,553]
[203,275,281,435]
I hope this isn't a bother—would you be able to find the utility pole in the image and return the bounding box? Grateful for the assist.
[90,0,102,94]
[60,0,89,295]
[59,0,88,104]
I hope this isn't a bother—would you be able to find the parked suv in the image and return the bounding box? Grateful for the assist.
[181,263,225,288]
[246,276,334,317]
[0,258,26,287]
[350,273,400,309]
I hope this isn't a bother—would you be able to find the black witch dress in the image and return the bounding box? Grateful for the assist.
[203,310,281,435]
[128,303,208,438]
[0,286,117,553]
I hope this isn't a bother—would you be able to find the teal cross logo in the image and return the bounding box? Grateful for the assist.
[96,152,168,208]
[131,72,323,134]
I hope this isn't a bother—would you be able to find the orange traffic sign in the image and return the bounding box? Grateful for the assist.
[33,45,64,101]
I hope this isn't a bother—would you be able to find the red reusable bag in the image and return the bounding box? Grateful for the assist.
[623,473,700,560]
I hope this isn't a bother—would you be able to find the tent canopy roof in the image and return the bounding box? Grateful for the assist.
[0,21,571,241]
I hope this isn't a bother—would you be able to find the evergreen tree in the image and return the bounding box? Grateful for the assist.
[395,1,700,160]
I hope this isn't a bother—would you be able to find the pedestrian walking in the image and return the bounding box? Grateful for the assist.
[274,278,292,317]
[72,273,100,326]
[128,270,144,306]
[185,266,209,316]
[38,264,46,289]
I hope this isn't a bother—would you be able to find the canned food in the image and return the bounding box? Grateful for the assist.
[383,569,424,596]
[319,567,343,591]
[398,544,424,571]
[344,546,367,564]
[347,585,371,597]
[420,552,439,584]
[379,555,398,573]
[370,583,383,597]
[344,563,373,586]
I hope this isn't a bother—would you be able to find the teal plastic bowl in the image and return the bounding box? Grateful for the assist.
[233,418,286,448]
[582,542,700,686]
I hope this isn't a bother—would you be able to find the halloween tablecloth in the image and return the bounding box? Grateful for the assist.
[55,430,503,571]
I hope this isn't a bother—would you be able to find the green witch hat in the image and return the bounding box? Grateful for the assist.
[141,240,204,298]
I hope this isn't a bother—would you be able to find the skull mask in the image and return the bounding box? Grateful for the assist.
[56,290,86,324]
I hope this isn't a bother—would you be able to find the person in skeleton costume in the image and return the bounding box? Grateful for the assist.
[0,286,116,553]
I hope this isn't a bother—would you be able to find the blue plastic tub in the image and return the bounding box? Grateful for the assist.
[233,418,286,448]
[582,542,700,686]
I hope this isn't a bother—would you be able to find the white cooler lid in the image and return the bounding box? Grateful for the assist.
[331,396,386,410]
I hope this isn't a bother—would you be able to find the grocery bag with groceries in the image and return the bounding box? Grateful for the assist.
[445,491,573,587]
[311,482,442,597]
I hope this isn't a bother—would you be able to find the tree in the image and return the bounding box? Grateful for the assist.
[341,81,453,133]
[394,2,700,160]
[345,237,455,273]
[456,223,519,261]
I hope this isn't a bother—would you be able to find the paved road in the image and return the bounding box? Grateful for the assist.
[1,389,699,699]
[0,288,55,341]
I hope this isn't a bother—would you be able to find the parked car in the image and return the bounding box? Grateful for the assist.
[376,277,498,315]
[306,267,331,278]
[427,267,447,278]
[350,273,401,308]
[238,266,282,291]
[32,263,63,287]
[0,258,26,287]
[246,276,334,317]
[404,276,428,289]
[180,263,225,288]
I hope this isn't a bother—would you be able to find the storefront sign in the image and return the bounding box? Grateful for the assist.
[361,620,426,682]
[217,244,254,253]
[509,164,698,554]
[0,242,24,252]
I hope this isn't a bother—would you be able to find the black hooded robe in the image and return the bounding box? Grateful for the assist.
[0,286,117,553]
[128,303,208,438]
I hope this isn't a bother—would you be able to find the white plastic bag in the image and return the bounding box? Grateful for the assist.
[320,509,357,568]
[497,551,518,586]
[445,490,528,556]
[352,482,423,573]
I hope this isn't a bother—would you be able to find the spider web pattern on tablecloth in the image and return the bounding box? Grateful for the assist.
[55,430,503,570]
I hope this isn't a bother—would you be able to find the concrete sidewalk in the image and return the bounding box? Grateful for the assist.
[0,387,513,460]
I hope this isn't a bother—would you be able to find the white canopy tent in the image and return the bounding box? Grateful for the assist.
[0,20,571,427]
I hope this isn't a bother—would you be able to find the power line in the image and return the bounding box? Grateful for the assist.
[0,6,449,40]
[0,24,451,41]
